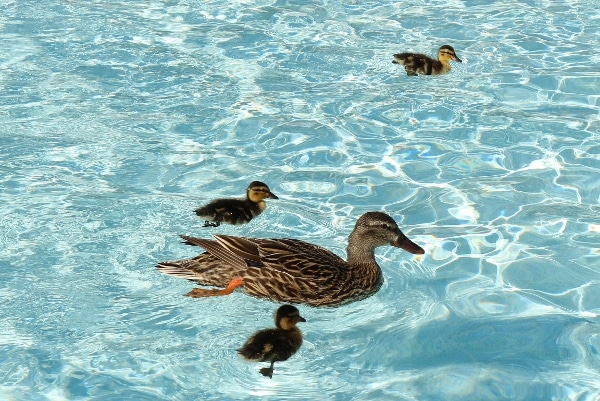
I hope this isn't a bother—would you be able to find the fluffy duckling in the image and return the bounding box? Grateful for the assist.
[195,181,278,227]
[238,304,305,379]
[393,45,462,76]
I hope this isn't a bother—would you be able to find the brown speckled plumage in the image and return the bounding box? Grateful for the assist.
[156,211,425,307]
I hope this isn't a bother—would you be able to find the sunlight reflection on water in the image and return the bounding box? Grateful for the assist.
[1,0,600,400]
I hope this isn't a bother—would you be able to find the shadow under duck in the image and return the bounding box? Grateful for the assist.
[156,211,425,307]
[238,304,305,379]
[393,45,462,76]
[194,181,278,227]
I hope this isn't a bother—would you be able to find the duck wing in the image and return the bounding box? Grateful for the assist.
[157,235,262,286]
[178,235,346,278]
[213,235,262,263]
[238,238,349,305]
[256,239,346,278]
[175,235,351,305]
[180,235,252,270]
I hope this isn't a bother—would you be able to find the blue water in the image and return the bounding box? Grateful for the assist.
[1,0,599,400]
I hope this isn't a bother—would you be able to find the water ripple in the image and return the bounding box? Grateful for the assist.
[2,0,600,399]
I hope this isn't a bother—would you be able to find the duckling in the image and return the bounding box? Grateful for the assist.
[238,304,305,379]
[195,181,278,227]
[393,45,462,76]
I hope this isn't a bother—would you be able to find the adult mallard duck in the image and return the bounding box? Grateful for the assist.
[195,181,278,227]
[238,304,305,378]
[393,45,462,76]
[156,211,425,307]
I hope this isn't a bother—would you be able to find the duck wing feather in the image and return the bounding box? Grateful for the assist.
[169,235,356,305]
[180,235,250,270]
[240,238,349,305]
[256,239,346,278]
[213,235,263,263]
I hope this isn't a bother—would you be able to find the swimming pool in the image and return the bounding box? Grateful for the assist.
[1,0,599,399]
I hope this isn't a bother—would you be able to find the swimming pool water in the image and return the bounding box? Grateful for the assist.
[1,0,599,400]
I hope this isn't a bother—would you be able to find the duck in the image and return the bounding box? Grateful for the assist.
[195,181,278,227]
[238,304,305,378]
[156,211,425,307]
[392,45,462,76]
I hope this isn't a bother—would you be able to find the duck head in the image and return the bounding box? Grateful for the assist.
[275,304,306,330]
[247,181,279,202]
[438,45,462,63]
[353,212,425,255]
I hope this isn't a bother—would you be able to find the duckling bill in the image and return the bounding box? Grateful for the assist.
[195,181,278,227]
[238,304,305,379]
[393,45,462,76]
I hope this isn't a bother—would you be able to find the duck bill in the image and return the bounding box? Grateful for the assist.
[393,236,425,255]
[298,316,306,322]
[268,192,279,199]
[453,55,462,63]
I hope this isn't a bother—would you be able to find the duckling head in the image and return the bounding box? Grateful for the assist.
[247,181,279,203]
[438,45,462,64]
[275,304,306,330]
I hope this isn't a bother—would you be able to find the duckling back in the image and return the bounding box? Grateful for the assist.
[237,327,302,362]
[194,198,259,226]
[393,52,440,76]
[393,45,461,76]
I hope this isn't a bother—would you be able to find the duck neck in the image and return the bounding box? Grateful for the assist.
[346,245,376,266]
[345,240,383,294]
[256,200,267,211]
[439,61,451,72]
[346,234,380,271]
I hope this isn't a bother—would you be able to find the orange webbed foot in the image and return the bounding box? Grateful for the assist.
[185,277,244,298]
